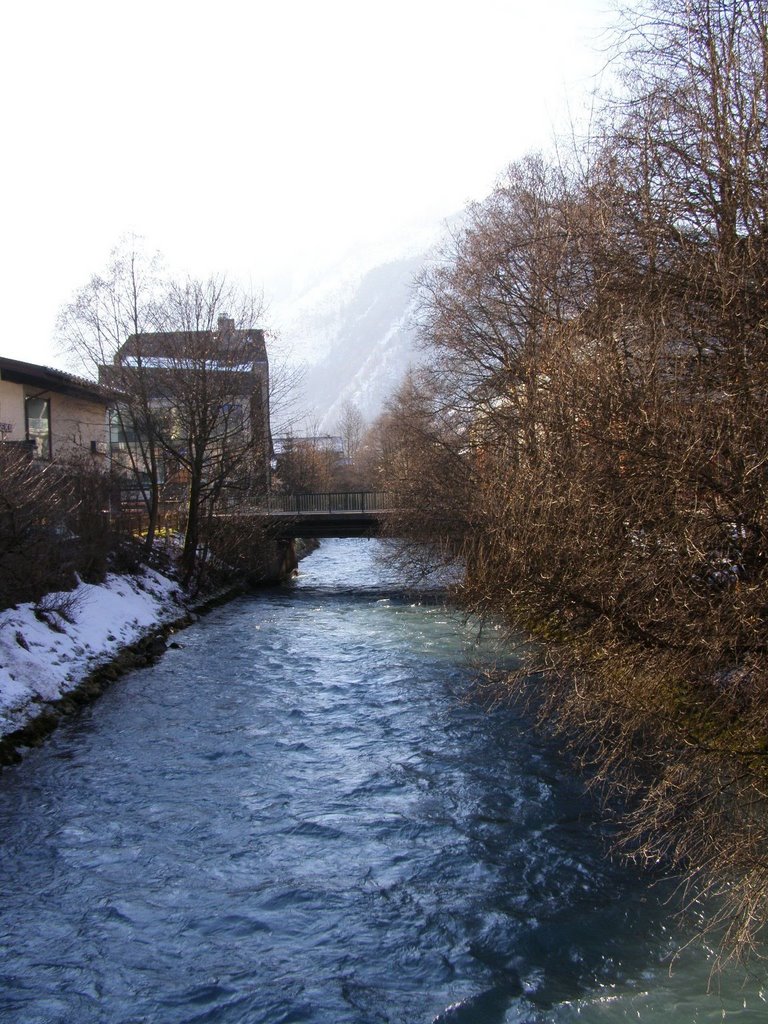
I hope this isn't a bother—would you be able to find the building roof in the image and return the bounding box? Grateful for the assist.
[0,357,118,404]
[115,323,268,367]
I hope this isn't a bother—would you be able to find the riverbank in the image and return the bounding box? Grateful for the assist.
[0,567,203,765]
[0,538,320,766]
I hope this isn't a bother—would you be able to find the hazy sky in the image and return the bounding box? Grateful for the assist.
[2,0,613,368]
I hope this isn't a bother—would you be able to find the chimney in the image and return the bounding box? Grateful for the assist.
[218,316,235,332]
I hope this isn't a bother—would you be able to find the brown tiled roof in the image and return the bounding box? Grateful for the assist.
[0,356,119,403]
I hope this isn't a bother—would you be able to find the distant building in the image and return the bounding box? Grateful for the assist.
[272,434,344,457]
[0,356,114,461]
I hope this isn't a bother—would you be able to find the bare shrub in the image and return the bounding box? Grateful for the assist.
[34,588,84,630]
[0,448,120,611]
[0,447,78,608]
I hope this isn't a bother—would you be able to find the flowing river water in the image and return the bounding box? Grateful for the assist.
[0,539,766,1023]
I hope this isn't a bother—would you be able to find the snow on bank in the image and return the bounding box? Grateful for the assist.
[0,569,185,738]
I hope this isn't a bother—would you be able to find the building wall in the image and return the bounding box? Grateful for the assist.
[0,380,25,441]
[49,393,109,460]
[0,378,109,461]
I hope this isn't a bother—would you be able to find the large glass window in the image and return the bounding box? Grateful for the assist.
[109,407,139,446]
[25,396,51,460]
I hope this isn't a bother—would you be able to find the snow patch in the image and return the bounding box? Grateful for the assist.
[0,569,183,737]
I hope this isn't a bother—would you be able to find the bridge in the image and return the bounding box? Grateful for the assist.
[257,491,394,539]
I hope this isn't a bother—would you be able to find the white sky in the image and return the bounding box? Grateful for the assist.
[2,0,614,368]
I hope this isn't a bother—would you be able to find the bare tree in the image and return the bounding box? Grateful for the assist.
[114,275,270,584]
[273,416,342,494]
[58,242,284,584]
[335,400,365,462]
[57,237,167,552]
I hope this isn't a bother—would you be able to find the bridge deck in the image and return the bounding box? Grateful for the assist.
[238,492,394,539]
[265,511,384,539]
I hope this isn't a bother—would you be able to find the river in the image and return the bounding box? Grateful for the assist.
[0,538,765,1023]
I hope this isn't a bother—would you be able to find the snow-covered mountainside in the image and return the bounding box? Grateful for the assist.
[301,254,424,429]
[272,219,452,431]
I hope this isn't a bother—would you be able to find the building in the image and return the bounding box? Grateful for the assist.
[0,356,114,461]
[99,316,272,495]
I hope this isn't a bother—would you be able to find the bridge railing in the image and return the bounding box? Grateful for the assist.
[264,491,395,515]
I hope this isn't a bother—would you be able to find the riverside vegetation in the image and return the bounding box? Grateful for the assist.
[364,0,768,963]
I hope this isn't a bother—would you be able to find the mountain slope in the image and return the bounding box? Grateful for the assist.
[300,254,423,429]
[271,220,451,431]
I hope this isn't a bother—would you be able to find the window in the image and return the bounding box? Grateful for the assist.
[213,402,245,440]
[25,396,51,459]
[109,407,139,446]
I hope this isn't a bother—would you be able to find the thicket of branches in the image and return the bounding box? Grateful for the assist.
[272,402,371,493]
[0,448,116,608]
[374,0,768,960]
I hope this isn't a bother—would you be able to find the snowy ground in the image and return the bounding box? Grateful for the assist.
[0,569,185,739]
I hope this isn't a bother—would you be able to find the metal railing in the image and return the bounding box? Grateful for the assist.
[264,491,394,515]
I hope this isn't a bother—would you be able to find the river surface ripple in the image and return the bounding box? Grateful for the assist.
[0,539,766,1023]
